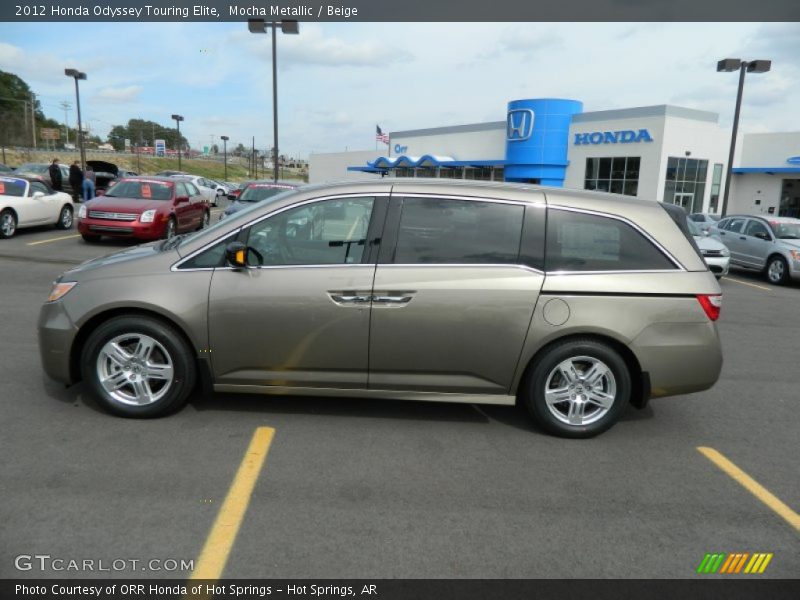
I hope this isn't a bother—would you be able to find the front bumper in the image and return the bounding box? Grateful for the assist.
[38,300,79,385]
[703,255,730,278]
[77,217,167,240]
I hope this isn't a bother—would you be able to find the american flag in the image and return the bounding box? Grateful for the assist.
[375,125,389,145]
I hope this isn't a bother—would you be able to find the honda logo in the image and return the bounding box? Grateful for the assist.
[507,109,534,142]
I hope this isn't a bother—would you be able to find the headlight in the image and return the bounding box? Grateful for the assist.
[790,250,800,261]
[47,281,77,302]
[78,205,87,219]
[140,209,157,223]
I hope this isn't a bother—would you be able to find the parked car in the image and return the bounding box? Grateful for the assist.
[687,219,729,279]
[76,176,209,242]
[86,160,137,194]
[0,175,73,238]
[205,178,231,196]
[155,170,187,177]
[39,180,723,438]
[170,175,219,206]
[16,162,74,197]
[689,212,721,233]
[709,214,800,285]
[219,181,299,220]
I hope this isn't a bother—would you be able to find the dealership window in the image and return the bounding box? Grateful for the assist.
[708,163,723,212]
[393,197,523,264]
[464,167,492,181]
[545,209,676,272]
[394,168,413,178]
[663,157,708,213]
[414,167,437,178]
[492,167,505,182]
[584,157,639,196]
[779,179,800,218]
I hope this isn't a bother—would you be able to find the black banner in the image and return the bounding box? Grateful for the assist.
[1,0,799,22]
[3,579,800,600]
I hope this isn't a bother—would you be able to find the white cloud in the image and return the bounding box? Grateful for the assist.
[93,85,143,103]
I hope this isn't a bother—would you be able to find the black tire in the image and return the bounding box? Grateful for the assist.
[164,217,177,239]
[521,338,631,438]
[197,210,210,231]
[765,255,789,285]
[81,233,101,243]
[80,316,196,418]
[0,209,16,239]
[55,205,73,229]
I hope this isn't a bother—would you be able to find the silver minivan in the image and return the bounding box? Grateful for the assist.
[39,180,723,438]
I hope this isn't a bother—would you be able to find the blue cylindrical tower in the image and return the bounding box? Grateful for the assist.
[504,98,583,186]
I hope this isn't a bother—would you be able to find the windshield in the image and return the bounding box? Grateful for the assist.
[238,184,295,203]
[770,221,800,239]
[16,164,47,174]
[686,219,702,236]
[171,188,300,251]
[105,180,173,200]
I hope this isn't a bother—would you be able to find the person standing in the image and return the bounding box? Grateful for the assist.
[82,166,96,201]
[68,160,83,202]
[48,158,63,191]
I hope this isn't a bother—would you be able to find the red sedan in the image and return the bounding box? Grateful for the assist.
[77,177,210,242]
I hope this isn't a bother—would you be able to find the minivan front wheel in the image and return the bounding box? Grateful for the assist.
[523,339,630,438]
[81,316,196,417]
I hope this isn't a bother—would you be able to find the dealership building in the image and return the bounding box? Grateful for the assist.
[309,98,800,218]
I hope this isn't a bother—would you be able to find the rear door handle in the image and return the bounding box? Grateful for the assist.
[739,236,746,240]
[329,294,371,305]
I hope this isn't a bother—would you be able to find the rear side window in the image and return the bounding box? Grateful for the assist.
[546,209,676,272]
[393,197,523,264]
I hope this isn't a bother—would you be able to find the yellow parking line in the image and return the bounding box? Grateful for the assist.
[720,276,772,292]
[26,233,82,246]
[190,427,276,581]
[697,447,800,532]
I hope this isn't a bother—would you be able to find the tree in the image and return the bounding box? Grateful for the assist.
[105,118,187,152]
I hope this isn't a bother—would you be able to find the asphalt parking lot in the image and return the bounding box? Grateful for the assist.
[0,219,798,580]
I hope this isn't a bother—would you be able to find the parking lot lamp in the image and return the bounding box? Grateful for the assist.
[248,18,299,183]
[171,114,184,170]
[64,69,87,170]
[717,58,771,216]
[221,135,229,180]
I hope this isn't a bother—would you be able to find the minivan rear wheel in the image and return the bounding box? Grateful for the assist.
[522,339,630,438]
[81,316,196,418]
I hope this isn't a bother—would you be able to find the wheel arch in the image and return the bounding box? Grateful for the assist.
[514,332,649,409]
[69,307,200,385]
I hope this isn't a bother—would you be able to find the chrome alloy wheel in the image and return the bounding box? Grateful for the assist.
[60,206,73,228]
[95,334,174,406]
[0,212,15,237]
[543,355,617,426]
[767,259,785,283]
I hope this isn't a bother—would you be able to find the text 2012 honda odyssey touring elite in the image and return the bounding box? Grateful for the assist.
[39,180,723,438]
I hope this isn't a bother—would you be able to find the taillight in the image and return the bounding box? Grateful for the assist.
[697,294,722,321]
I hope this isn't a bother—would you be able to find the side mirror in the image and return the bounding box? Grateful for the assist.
[32,191,45,199]
[175,195,190,204]
[225,241,263,269]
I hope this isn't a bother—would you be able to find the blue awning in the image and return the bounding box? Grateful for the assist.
[733,167,800,174]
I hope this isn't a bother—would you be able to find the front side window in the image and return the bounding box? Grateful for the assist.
[392,197,523,265]
[546,209,676,272]
[246,197,374,266]
[745,220,770,239]
[29,181,49,196]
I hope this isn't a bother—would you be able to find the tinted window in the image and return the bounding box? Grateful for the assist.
[725,218,746,233]
[29,181,49,195]
[246,197,374,266]
[175,182,188,197]
[745,220,770,238]
[546,209,676,272]
[186,182,200,196]
[689,214,704,222]
[178,234,235,269]
[393,197,523,264]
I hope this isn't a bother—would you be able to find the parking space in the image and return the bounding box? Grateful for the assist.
[0,252,798,580]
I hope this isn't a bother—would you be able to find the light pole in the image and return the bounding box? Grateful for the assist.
[248,18,299,182]
[171,114,184,170]
[717,58,771,216]
[65,68,87,169]
[220,135,229,181]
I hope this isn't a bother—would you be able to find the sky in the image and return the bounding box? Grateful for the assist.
[0,21,798,159]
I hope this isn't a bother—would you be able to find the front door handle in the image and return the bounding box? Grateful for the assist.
[373,295,413,304]
[329,293,371,305]
[739,236,746,240]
